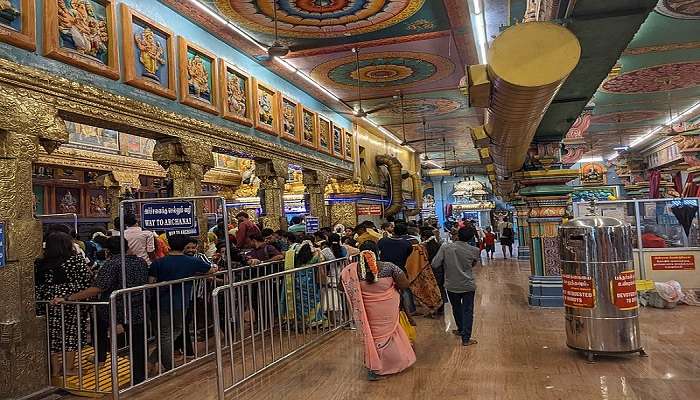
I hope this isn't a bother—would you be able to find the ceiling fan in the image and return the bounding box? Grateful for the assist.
[339,48,394,118]
[267,0,289,58]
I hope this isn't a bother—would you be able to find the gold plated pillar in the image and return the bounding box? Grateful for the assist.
[0,87,69,398]
[256,159,288,231]
[97,171,141,228]
[302,169,330,228]
[153,138,214,242]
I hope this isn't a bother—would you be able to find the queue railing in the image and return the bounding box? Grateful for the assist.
[212,256,356,400]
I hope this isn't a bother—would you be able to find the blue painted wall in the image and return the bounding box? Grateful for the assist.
[0,0,351,164]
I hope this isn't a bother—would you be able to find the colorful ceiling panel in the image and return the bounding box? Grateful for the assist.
[584,2,700,157]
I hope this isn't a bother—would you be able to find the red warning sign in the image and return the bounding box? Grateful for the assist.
[611,270,638,310]
[562,274,595,309]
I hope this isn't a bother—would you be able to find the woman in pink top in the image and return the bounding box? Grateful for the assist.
[341,242,415,380]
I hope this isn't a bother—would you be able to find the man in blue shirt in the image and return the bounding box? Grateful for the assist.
[148,234,215,371]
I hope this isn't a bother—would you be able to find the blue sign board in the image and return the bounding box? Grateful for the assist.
[0,222,5,268]
[141,201,197,234]
[305,216,320,234]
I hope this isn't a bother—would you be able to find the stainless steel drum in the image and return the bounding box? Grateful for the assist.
[559,216,644,361]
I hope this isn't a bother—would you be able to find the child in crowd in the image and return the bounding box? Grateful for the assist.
[483,227,496,260]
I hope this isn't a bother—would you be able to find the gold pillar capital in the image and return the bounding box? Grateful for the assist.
[254,158,288,179]
[153,137,215,173]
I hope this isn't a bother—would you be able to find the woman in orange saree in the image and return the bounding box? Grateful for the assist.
[341,243,416,380]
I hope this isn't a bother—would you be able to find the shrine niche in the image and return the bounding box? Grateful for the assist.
[280,94,301,143]
[178,36,218,114]
[0,0,35,51]
[332,123,344,159]
[580,162,607,186]
[318,115,332,155]
[120,4,176,99]
[253,78,279,135]
[300,106,318,149]
[218,59,253,126]
[344,130,354,161]
[44,0,119,79]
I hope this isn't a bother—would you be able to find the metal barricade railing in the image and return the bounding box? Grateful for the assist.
[212,256,356,399]
[37,300,112,396]
[108,268,230,398]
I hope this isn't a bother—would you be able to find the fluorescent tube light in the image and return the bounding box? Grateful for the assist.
[607,152,619,161]
[578,157,603,163]
[471,0,482,15]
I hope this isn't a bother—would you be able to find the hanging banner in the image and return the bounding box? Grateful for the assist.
[141,201,198,236]
[651,255,695,271]
[305,216,319,234]
[610,270,638,310]
[562,274,595,309]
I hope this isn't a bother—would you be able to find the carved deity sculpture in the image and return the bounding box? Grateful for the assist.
[134,27,165,81]
[226,74,246,117]
[303,112,314,142]
[0,0,19,23]
[258,91,274,126]
[187,55,209,99]
[58,0,109,61]
[59,190,78,213]
[283,104,295,135]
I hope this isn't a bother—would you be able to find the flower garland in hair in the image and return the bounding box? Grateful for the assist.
[295,240,314,254]
[359,250,379,282]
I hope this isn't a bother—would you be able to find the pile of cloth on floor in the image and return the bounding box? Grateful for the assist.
[639,280,700,308]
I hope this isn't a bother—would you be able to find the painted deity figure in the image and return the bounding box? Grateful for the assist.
[58,0,109,61]
[134,27,165,81]
[240,159,259,186]
[283,105,296,135]
[90,194,107,215]
[187,54,210,100]
[226,73,247,117]
[59,191,78,213]
[258,91,274,126]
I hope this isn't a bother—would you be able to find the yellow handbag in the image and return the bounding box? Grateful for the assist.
[399,311,416,343]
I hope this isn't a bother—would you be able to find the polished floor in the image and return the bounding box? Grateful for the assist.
[77,251,700,400]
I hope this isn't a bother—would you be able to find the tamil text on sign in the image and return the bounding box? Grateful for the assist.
[651,255,695,271]
[611,270,638,310]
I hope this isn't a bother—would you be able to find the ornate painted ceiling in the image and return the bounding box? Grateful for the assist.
[161,0,484,169]
[583,0,700,157]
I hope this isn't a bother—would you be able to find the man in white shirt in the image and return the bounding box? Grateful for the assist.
[123,213,156,265]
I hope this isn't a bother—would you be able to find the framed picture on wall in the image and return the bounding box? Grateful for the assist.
[0,0,35,51]
[44,0,119,79]
[280,94,301,143]
[317,116,332,155]
[218,59,253,126]
[331,123,344,158]
[300,106,317,149]
[344,130,354,161]
[120,4,175,99]
[177,36,218,114]
[87,189,108,217]
[253,79,279,136]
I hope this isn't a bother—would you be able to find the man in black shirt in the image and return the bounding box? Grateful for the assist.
[378,222,416,313]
